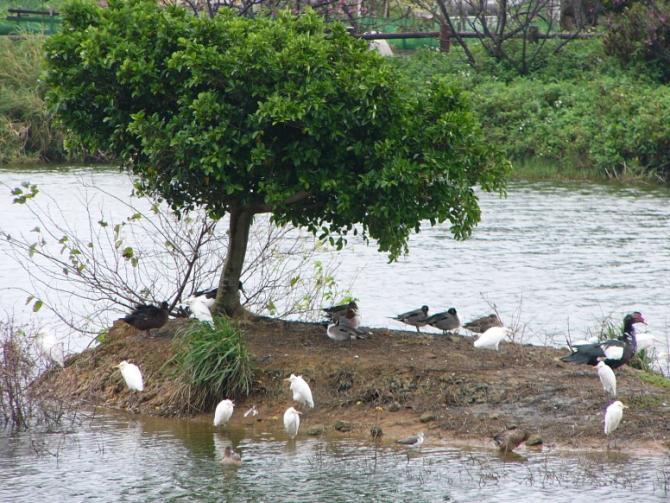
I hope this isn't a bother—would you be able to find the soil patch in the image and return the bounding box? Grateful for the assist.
[33,318,670,452]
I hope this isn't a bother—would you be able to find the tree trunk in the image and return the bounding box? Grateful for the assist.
[212,208,253,317]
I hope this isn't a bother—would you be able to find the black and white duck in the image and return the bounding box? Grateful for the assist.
[560,312,646,369]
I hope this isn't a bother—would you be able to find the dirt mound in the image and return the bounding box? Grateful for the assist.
[34,317,670,451]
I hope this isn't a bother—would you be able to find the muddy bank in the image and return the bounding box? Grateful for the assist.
[34,318,670,452]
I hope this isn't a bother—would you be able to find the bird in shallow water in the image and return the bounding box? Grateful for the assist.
[425,308,460,334]
[493,426,529,453]
[323,301,360,329]
[391,305,429,333]
[213,399,235,427]
[463,314,503,334]
[119,301,169,337]
[221,446,242,466]
[285,374,314,408]
[115,361,144,392]
[604,401,628,448]
[596,360,617,397]
[396,432,424,449]
[283,406,302,439]
[474,326,510,351]
[560,312,646,369]
[326,320,363,342]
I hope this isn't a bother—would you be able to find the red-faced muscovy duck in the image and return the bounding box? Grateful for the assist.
[560,312,646,369]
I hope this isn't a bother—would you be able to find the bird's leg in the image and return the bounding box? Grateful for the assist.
[416,326,420,334]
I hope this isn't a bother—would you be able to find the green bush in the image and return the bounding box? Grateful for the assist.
[165,317,253,413]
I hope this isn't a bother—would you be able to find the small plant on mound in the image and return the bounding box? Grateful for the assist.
[166,317,253,414]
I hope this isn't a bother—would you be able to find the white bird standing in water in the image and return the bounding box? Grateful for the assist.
[604,401,627,436]
[474,326,509,351]
[285,374,314,408]
[213,399,235,427]
[283,406,302,439]
[115,361,144,392]
[186,295,214,326]
[596,361,617,397]
[36,330,65,367]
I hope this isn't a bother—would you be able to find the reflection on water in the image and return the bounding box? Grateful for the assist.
[0,411,668,502]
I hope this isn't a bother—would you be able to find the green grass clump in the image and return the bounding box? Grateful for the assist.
[638,370,670,390]
[166,317,253,413]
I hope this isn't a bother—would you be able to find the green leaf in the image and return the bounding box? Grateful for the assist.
[32,299,44,312]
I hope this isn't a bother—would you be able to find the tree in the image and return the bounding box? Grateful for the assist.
[45,0,509,316]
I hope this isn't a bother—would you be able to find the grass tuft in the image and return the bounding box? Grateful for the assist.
[164,317,253,414]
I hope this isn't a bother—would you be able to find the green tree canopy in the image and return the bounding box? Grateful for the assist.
[45,0,509,315]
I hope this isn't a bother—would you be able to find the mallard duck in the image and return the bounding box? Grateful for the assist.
[391,305,429,333]
[560,312,646,369]
[425,308,460,334]
[120,301,169,336]
[463,314,502,334]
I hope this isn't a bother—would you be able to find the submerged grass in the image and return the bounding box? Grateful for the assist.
[164,317,254,414]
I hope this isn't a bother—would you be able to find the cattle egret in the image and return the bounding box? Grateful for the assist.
[36,330,65,367]
[425,308,460,334]
[396,432,424,448]
[286,374,314,408]
[474,326,509,351]
[186,295,214,325]
[596,361,617,397]
[366,31,393,57]
[463,314,503,334]
[213,399,235,427]
[391,306,429,333]
[604,401,627,436]
[283,406,302,439]
[221,446,242,466]
[120,301,169,336]
[115,361,144,392]
[561,312,646,368]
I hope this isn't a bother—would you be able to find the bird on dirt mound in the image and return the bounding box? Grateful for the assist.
[391,305,430,333]
[323,301,361,329]
[560,312,646,369]
[120,301,169,337]
[425,308,460,334]
[396,432,424,449]
[463,314,503,334]
[493,425,529,453]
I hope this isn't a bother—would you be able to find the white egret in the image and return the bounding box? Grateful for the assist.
[390,306,429,333]
[36,330,65,367]
[596,361,617,397]
[283,406,302,439]
[213,399,235,427]
[186,295,214,325]
[474,326,509,351]
[286,374,314,408]
[396,432,424,448]
[115,361,144,392]
[604,401,627,438]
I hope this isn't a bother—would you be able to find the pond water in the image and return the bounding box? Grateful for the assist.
[1,410,669,502]
[2,165,670,501]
